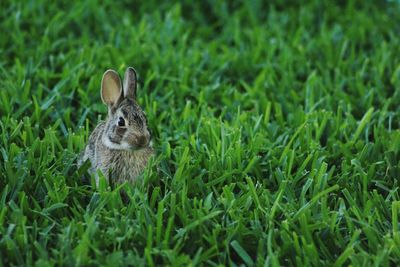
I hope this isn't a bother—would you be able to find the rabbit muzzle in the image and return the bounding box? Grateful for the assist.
[125,131,151,150]
[135,134,150,148]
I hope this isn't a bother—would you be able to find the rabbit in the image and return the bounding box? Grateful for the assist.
[78,67,154,186]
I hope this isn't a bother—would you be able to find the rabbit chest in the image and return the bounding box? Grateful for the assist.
[105,148,153,183]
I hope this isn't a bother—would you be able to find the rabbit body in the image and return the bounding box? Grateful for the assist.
[79,67,154,185]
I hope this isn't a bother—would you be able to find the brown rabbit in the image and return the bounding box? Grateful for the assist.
[78,67,154,186]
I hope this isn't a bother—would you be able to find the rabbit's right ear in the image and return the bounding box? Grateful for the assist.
[101,70,122,106]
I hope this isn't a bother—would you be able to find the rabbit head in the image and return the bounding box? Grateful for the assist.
[100,67,151,151]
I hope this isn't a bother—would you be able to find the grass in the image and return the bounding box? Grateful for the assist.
[1,0,400,265]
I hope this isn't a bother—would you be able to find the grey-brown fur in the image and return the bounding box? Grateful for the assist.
[78,67,154,185]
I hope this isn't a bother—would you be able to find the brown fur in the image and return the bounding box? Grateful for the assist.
[78,67,154,186]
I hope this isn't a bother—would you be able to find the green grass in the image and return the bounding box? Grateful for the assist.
[1,0,400,266]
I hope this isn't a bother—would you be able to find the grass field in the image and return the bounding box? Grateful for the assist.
[1,0,400,266]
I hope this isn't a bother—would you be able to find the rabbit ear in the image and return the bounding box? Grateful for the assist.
[101,70,122,106]
[123,67,137,100]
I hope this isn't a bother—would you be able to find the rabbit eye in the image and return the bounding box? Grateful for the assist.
[118,117,125,127]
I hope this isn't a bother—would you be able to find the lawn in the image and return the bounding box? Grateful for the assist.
[1,0,400,266]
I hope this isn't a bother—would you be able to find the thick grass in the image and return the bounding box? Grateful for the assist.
[1,0,400,266]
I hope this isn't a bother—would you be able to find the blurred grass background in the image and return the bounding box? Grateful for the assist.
[1,0,400,266]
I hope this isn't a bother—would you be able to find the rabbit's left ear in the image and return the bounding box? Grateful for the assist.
[123,67,137,100]
[101,69,122,107]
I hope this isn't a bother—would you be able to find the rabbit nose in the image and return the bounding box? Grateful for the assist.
[137,135,148,147]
